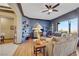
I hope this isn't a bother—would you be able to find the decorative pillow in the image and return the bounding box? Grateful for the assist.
[61,33,67,40]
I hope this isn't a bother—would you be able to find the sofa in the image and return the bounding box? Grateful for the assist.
[45,33,78,56]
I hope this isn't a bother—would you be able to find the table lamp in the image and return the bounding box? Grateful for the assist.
[33,23,43,40]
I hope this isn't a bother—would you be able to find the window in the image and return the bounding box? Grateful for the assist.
[58,20,69,33]
[70,18,78,34]
[58,18,78,34]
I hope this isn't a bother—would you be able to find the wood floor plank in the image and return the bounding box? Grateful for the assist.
[14,40,34,56]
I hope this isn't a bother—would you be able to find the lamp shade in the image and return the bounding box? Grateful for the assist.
[33,23,43,30]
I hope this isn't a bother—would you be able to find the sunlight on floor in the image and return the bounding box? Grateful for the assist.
[0,43,18,56]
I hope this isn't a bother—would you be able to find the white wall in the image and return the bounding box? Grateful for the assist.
[9,3,22,43]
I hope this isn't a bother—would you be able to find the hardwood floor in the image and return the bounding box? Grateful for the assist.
[14,39,34,56]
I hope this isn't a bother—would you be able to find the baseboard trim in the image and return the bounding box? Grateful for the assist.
[4,38,14,40]
[13,42,22,45]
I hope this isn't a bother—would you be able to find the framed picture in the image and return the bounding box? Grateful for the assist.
[10,26,14,30]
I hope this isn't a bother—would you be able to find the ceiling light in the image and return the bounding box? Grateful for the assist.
[48,9,52,12]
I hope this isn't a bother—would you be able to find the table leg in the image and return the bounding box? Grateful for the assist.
[43,47,45,56]
[35,48,37,56]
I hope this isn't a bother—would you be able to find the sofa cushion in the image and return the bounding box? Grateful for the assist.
[52,36,66,42]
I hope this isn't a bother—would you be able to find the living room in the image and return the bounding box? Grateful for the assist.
[0,3,79,56]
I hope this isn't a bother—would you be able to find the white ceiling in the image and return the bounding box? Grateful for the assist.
[0,3,10,7]
[21,3,79,20]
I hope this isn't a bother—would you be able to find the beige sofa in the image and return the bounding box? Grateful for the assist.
[45,34,78,56]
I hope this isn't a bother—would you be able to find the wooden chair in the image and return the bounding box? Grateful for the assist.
[34,44,46,56]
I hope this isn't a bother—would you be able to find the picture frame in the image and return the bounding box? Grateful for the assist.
[10,26,14,30]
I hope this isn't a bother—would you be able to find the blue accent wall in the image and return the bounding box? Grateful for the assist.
[30,18,51,32]
[22,17,51,42]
